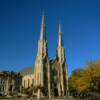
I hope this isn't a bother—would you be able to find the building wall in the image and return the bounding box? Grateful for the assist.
[0,72,22,96]
[22,74,34,89]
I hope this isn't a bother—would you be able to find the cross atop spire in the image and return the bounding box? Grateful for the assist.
[58,23,63,46]
[40,14,46,40]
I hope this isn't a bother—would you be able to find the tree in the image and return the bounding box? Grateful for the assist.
[69,60,100,94]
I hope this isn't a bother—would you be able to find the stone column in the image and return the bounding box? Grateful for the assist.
[12,79,15,93]
[60,64,64,97]
[58,83,61,97]
[5,77,9,95]
[66,65,68,98]
[38,88,41,99]
[48,62,51,99]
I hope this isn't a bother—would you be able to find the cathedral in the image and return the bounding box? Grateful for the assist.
[22,15,68,99]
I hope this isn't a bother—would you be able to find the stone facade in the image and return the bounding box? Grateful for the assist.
[22,74,34,89]
[0,71,22,96]
[22,15,68,99]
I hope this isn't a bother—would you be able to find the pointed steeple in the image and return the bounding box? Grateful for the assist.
[59,23,62,33]
[58,23,63,46]
[40,14,46,40]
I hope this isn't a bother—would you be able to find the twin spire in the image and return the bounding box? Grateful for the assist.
[58,23,63,46]
[40,15,46,40]
[40,14,63,46]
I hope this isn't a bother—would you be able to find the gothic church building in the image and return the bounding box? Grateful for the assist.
[22,15,68,99]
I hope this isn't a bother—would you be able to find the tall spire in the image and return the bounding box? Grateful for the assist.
[58,23,63,46]
[59,23,61,33]
[40,14,46,40]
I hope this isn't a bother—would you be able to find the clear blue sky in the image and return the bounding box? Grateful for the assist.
[0,0,100,75]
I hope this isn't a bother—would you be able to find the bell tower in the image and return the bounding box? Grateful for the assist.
[56,23,68,97]
[34,15,51,99]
